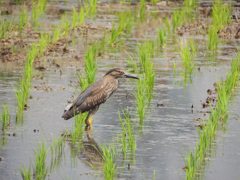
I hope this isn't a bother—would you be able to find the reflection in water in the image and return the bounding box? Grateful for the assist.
[70,128,103,171]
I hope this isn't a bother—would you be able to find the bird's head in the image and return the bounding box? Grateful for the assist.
[104,68,139,80]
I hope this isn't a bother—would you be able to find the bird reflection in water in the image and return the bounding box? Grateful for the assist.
[69,128,103,171]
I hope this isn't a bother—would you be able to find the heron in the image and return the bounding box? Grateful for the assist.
[62,68,139,129]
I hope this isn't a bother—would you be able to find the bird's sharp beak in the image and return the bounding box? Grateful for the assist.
[125,73,139,80]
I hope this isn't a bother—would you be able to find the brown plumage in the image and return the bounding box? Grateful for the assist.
[62,68,138,128]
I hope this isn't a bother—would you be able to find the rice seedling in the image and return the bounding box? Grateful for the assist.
[52,25,62,44]
[179,42,194,75]
[79,7,85,25]
[145,40,155,58]
[49,134,67,173]
[124,51,138,73]
[32,4,40,24]
[138,43,149,71]
[145,60,155,98]
[165,17,171,35]
[75,68,89,91]
[118,10,133,35]
[39,33,50,56]
[184,52,240,179]
[32,0,47,25]
[140,0,146,22]
[212,0,232,31]
[71,112,87,145]
[183,0,195,16]
[98,31,106,56]
[108,22,119,46]
[134,77,146,124]
[207,25,218,51]
[85,45,97,85]
[188,39,198,57]
[19,6,28,36]
[119,111,128,158]
[19,165,32,180]
[89,0,97,16]
[34,142,48,180]
[61,14,70,36]
[38,0,47,14]
[100,142,118,180]
[72,6,78,29]
[0,102,11,131]
[84,3,89,18]
[151,0,157,5]
[13,44,38,120]
[157,26,167,48]
[122,109,137,156]
[0,18,14,39]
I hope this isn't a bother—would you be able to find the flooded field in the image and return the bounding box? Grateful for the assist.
[1,0,240,179]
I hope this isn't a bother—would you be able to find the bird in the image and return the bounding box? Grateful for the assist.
[62,68,139,129]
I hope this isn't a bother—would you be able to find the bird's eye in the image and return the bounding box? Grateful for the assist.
[119,71,124,74]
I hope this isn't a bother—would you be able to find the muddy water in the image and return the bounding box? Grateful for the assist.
[1,1,240,180]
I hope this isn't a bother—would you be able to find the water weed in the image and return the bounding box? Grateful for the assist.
[0,102,11,131]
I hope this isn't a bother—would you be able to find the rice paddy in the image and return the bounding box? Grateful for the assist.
[1,0,240,179]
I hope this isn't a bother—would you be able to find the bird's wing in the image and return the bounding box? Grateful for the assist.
[75,80,112,112]
[75,91,91,107]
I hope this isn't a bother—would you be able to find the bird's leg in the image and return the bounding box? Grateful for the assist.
[85,106,99,130]
[85,111,91,127]
[87,116,94,130]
